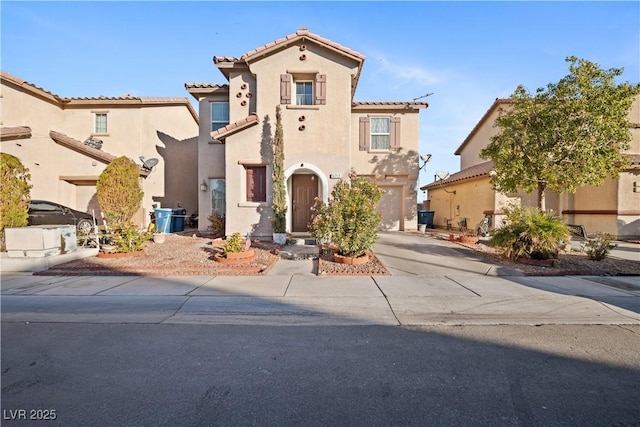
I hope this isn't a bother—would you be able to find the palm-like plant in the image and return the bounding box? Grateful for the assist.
[491,204,570,260]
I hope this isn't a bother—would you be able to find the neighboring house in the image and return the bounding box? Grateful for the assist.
[422,96,640,239]
[186,28,427,237]
[1,71,199,226]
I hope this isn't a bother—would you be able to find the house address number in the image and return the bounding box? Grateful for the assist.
[329,173,342,179]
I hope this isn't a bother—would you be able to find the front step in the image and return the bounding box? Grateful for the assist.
[278,237,319,260]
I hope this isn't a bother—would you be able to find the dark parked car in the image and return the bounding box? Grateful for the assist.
[28,200,95,234]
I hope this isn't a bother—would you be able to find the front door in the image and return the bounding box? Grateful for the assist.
[292,174,318,232]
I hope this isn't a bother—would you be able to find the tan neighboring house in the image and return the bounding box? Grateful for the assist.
[186,28,427,237]
[422,96,640,239]
[1,71,199,226]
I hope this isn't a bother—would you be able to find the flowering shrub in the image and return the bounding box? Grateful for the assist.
[309,172,383,258]
[582,233,617,261]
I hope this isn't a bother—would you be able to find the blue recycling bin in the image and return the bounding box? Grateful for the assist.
[418,210,435,228]
[154,208,172,233]
[171,209,186,233]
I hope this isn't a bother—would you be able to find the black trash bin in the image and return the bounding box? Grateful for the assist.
[171,209,187,233]
[418,210,435,228]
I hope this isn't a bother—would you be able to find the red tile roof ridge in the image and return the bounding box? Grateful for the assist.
[211,114,259,140]
[185,82,228,89]
[240,28,365,62]
[49,130,117,164]
[0,126,32,141]
[421,160,494,190]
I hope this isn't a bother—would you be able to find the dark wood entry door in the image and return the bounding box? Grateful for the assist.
[292,174,318,232]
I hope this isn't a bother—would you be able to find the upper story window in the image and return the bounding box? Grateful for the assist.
[295,82,313,105]
[370,117,390,150]
[359,116,401,152]
[94,112,108,134]
[211,102,230,132]
[280,74,326,106]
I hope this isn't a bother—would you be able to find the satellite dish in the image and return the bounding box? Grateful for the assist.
[435,171,450,180]
[140,156,159,171]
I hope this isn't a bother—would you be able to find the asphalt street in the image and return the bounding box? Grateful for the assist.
[2,323,639,427]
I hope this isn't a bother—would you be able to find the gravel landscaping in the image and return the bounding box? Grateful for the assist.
[35,230,638,277]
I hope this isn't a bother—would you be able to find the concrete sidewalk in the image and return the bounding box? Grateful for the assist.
[2,272,639,326]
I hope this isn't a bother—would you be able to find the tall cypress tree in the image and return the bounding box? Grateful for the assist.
[272,105,287,233]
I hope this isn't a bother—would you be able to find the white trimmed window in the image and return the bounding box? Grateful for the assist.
[94,113,108,134]
[210,178,226,217]
[211,102,230,132]
[370,117,390,150]
[295,81,313,105]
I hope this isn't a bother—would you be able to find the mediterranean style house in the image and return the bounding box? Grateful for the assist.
[186,28,427,237]
[0,71,199,226]
[422,96,640,239]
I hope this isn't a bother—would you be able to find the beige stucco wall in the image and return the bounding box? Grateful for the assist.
[427,177,495,231]
[459,107,502,170]
[1,77,199,227]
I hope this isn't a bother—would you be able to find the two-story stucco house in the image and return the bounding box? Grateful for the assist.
[186,28,427,237]
[1,71,199,226]
[422,96,640,239]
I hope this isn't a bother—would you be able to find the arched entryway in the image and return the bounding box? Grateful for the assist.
[285,163,328,233]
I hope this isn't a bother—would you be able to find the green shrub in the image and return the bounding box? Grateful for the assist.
[111,223,151,253]
[490,204,570,261]
[96,156,143,227]
[223,232,245,254]
[582,233,617,261]
[207,213,225,237]
[309,172,383,258]
[0,154,31,250]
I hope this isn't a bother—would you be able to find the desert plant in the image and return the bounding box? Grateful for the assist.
[223,232,245,254]
[271,105,287,233]
[309,172,383,258]
[96,156,143,226]
[207,213,225,237]
[0,153,32,250]
[582,233,617,261]
[111,223,151,253]
[490,204,570,260]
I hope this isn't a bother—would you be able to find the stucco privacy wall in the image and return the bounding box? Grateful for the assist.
[1,71,199,225]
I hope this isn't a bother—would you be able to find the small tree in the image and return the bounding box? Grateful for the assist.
[481,56,640,210]
[96,156,143,226]
[309,172,383,258]
[0,153,32,250]
[271,105,287,233]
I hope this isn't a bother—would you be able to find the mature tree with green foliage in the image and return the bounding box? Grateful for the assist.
[481,56,640,210]
[0,153,32,248]
[272,105,287,233]
[96,156,143,226]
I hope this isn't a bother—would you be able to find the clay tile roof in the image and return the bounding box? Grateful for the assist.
[353,101,429,109]
[213,56,240,64]
[421,160,494,191]
[627,154,640,167]
[210,114,259,141]
[184,83,228,90]
[0,126,32,141]
[241,27,365,62]
[49,131,117,164]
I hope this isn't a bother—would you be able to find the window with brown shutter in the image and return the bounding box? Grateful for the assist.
[315,74,326,105]
[280,74,291,104]
[246,166,267,202]
[358,116,401,151]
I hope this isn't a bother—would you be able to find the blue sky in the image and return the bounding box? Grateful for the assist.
[2,1,639,198]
